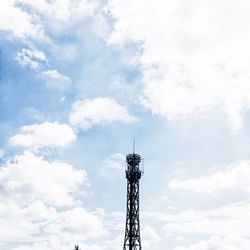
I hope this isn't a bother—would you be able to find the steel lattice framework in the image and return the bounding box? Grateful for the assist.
[123,153,143,250]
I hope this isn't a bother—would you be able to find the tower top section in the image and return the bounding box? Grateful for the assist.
[126,153,141,166]
[126,153,142,181]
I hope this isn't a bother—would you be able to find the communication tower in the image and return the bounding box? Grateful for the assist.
[123,152,143,250]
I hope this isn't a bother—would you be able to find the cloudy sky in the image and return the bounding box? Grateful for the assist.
[1,0,250,249]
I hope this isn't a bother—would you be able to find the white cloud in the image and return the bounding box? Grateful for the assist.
[105,233,124,250]
[10,242,104,250]
[0,151,85,207]
[15,48,47,69]
[45,207,105,240]
[104,153,125,171]
[41,70,72,90]
[174,236,250,250]
[161,201,250,238]
[142,225,160,249]
[9,122,76,150]
[18,0,97,22]
[0,200,56,242]
[69,97,137,130]
[0,0,98,39]
[0,0,44,38]
[0,151,106,249]
[169,161,250,195]
[106,0,250,130]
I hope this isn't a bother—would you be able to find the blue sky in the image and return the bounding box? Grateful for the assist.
[1,0,250,249]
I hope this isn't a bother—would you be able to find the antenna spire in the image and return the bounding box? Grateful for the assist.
[133,137,135,154]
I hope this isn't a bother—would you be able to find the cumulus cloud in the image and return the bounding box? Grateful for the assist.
[0,0,44,38]
[0,0,98,39]
[161,201,250,238]
[45,207,105,240]
[69,97,137,130]
[0,204,105,249]
[107,0,250,130]
[0,200,56,242]
[15,48,47,69]
[18,0,97,22]
[142,225,160,248]
[41,70,72,90]
[0,151,105,249]
[169,161,250,195]
[0,151,85,207]
[10,242,103,250]
[174,236,250,250]
[103,153,125,171]
[9,122,76,150]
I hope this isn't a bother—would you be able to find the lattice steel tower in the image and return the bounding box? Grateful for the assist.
[123,152,143,250]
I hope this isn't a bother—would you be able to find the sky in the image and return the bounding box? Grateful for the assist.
[1,0,250,249]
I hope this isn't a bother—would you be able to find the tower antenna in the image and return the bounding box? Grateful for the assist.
[133,137,135,154]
